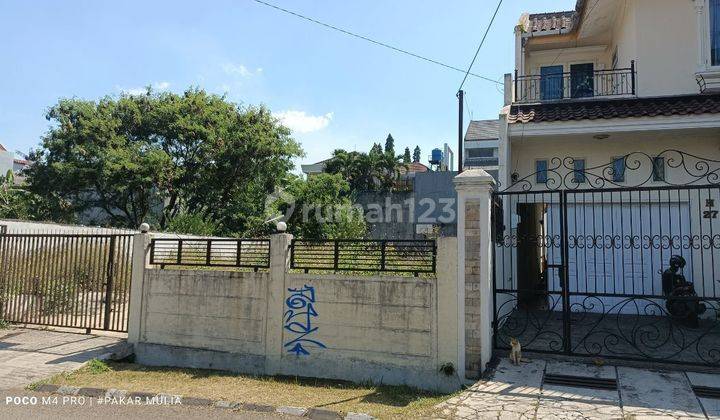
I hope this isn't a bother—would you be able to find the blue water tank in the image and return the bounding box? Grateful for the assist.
[430,148,443,164]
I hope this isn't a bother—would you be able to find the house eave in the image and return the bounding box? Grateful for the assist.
[507,114,720,138]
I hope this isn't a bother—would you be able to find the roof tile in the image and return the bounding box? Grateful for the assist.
[508,95,720,124]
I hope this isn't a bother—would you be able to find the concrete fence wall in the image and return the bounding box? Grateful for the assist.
[128,234,463,392]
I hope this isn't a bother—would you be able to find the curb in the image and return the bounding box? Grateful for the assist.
[31,384,375,419]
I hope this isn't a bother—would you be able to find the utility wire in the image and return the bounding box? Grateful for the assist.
[251,0,501,85]
[458,0,503,91]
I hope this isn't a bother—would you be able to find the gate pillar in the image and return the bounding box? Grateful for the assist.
[454,169,495,379]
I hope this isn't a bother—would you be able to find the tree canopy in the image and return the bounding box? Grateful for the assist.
[413,145,421,163]
[324,147,400,193]
[24,88,303,235]
[384,134,395,156]
[402,147,411,164]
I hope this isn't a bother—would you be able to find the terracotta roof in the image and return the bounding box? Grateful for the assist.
[407,162,429,173]
[13,159,28,165]
[465,120,499,141]
[508,94,720,124]
[528,11,575,33]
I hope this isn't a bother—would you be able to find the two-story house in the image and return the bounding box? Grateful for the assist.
[491,0,720,368]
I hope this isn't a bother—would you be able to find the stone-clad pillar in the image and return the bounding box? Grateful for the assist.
[454,169,495,379]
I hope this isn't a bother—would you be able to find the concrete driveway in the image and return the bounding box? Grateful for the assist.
[439,358,720,419]
[0,327,127,390]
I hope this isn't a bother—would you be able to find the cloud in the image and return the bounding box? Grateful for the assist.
[222,63,264,78]
[117,81,171,95]
[274,111,334,134]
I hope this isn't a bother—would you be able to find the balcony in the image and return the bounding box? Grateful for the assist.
[514,61,636,104]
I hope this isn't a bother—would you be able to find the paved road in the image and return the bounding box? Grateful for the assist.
[0,389,287,420]
[0,328,126,390]
[439,359,719,419]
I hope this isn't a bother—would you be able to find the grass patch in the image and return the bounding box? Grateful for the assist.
[0,319,10,329]
[45,362,456,418]
[85,359,111,374]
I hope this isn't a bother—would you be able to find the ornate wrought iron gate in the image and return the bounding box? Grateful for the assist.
[492,151,720,366]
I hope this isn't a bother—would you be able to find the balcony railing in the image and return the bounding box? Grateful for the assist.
[514,61,636,104]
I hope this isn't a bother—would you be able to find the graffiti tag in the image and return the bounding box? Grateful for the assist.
[283,284,326,355]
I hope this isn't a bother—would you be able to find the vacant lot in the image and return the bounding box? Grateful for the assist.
[41,361,456,419]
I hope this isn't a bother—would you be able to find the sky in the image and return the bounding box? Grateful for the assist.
[0,0,575,171]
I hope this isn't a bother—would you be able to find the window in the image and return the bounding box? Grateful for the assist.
[653,157,665,182]
[570,63,594,98]
[466,147,495,158]
[611,47,618,70]
[573,159,586,184]
[536,160,548,184]
[713,0,720,66]
[612,157,626,182]
[540,66,564,100]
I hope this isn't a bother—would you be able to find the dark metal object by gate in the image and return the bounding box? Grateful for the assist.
[0,234,133,332]
[492,152,720,367]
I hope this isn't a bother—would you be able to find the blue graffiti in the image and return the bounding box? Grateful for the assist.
[283,284,326,356]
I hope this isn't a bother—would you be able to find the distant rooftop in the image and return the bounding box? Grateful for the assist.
[465,120,499,142]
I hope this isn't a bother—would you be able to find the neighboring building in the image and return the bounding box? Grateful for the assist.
[491,0,720,367]
[300,158,331,177]
[0,143,30,184]
[463,119,499,180]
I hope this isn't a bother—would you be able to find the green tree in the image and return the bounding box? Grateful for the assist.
[402,147,411,164]
[413,145,421,163]
[384,133,395,156]
[24,88,303,234]
[275,173,366,239]
[370,142,383,156]
[0,170,41,220]
[324,147,400,193]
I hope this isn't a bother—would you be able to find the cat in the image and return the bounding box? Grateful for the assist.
[509,338,529,365]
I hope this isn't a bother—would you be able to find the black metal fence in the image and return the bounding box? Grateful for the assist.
[514,62,636,103]
[149,238,270,270]
[290,239,436,276]
[0,234,133,332]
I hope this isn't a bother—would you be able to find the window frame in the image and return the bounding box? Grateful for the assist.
[572,158,587,184]
[706,0,720,69]
[652,157,666,182]
[535,159,549,184]
[612,156,626,183]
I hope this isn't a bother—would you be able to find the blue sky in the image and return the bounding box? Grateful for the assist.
[0,0,574,170]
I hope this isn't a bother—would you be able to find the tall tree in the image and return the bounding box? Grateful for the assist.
[24,88,303,234]
[384,133,395,156]
[402,147,411,164]
[369,142,383,156]
[413,145,421,163]
[273,173,366,239]
[324,147,400,193]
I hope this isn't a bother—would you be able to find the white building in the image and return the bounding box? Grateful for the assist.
[463,119,499,180]
[491,0,720,366]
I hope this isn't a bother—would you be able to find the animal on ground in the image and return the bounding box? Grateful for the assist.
[509,338,522,365]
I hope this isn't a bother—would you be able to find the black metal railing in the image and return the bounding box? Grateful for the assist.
[290,239,436,276]
[150,238,270,270]
[514,61,636,103]
[0,233,133,332]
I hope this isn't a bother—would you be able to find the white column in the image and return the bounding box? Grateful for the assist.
[265,233,293,375]
[454,169,496,378]
[127,230,151,345]
[696,0,707,72]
